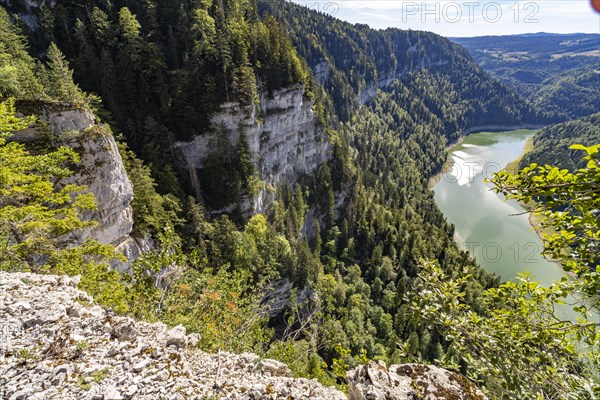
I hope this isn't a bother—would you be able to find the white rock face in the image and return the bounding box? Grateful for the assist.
[174,84,331,215]
[114,236,155,273]
[0,271,346,400]
[43,108,96,135]
[313,60,331,83]
[61,128,134,248]
[261,278,316,318]
[12,104,147,267]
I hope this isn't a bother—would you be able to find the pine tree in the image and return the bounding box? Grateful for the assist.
[293,240,318,286]
[187,196,208,250]
[313,220,322,258]
[118,142,182,238]
[45,42,85,104]
[191,6,216,58]
[318,164,335,224]
[118,7,142,42]
[235,128,254,191]
[0,7,44,100]
[90,7,113,48]
[233,63,258,105]
[292,184,307,237]
[214,0,232,100]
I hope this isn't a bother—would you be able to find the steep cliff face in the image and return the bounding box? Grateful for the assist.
[12,103,146,269]
[174,84,331,215]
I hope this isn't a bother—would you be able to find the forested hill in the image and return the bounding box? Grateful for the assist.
[0,0,504,366]
[0,0,556,218]
[4,0,553,153]
[520,112,600,171]
[259,0,553,141]
[453,33,600,119]
[4,0,312,147]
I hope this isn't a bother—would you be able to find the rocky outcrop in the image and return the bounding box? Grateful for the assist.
[347,361,488,400]
[174,84,331,216]
[0,271,489,400]
[261,279,315,319]
[12,103,147,267]
[312,60,331,83]
[0,271,345,400]
[61,126,133,249]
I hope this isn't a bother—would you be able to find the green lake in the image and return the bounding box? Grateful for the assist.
[432,129,565,283]
[432,129,597,321]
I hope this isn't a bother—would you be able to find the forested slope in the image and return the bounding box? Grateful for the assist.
[260,0,554,141]
[0,0,501,384]
[531,66,600,119]
[520,112,600,171]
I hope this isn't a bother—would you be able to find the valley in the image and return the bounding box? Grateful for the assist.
[433,130,554,282]
[453,33,600,119]
[0,1,598,399]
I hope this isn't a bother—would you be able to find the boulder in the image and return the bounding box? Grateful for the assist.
[347,361,488,400]
[165,325,187,348]
[257,359,293,377]
[110,318,138,341]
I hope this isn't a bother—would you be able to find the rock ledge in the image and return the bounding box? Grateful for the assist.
[347,360,488,400]
[1,271,487,400]
[0,272,344,400]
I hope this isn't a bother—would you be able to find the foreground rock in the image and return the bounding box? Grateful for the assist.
[347,360,488,400]
[0,272,344,400]
[0,271,487,399]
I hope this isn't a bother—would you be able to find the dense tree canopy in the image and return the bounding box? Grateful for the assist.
[259,0,554,134]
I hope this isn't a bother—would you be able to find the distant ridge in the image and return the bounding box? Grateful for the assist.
[451,32,599,39]
[452,32,600,119]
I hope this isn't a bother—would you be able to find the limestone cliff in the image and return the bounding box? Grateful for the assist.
[1,271,488,400]
[174,84,331,216]
[12,103,147,269]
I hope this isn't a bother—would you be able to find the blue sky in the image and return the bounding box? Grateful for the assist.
[290,0,600,37]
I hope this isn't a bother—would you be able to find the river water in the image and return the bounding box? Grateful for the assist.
[432,129,598,321]
[431,129,570,284]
